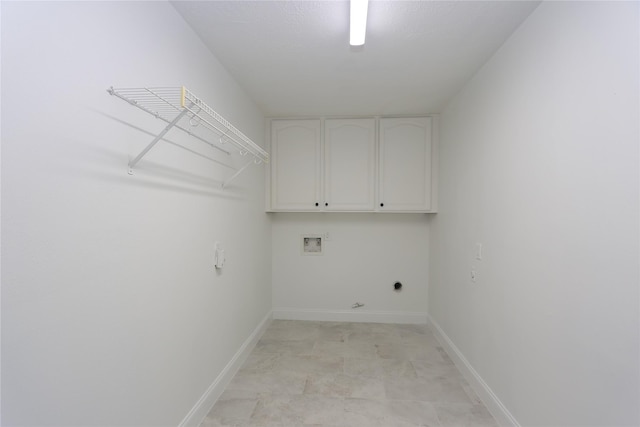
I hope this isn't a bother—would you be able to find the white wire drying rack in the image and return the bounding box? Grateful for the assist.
[107,86,269,188]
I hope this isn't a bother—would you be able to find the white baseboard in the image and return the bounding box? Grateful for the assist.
[178,311,273,427]
[273,308,427,324]
[427,315,520,427]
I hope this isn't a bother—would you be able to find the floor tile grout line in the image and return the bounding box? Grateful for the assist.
[201,320,499,427]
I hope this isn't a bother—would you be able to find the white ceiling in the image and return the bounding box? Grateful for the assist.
[171,0,540,117]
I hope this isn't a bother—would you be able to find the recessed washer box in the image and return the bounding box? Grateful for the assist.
[301,234,323,255]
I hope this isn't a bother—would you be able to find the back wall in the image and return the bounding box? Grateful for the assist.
[272,213,429,323]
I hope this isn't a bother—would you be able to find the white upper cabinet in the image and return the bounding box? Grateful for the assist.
[270,119,321,211]
[324,119,376,211]
[378,117,433,212]
[268,116,436,213]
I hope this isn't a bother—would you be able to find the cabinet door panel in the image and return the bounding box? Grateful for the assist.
[379,117,432,211]
[324,119,376,211]
[270,120,321,210]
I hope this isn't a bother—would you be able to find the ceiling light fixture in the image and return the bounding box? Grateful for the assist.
[350,0,369,46]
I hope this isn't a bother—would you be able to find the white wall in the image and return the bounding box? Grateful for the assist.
[429,2,639,426]
[1,2,271,426]
[272,213,429,323]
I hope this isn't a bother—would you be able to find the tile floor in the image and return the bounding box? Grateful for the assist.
[200,320,498,427]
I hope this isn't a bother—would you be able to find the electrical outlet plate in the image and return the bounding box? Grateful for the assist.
[476,243,483,260]
[214,242,225,269]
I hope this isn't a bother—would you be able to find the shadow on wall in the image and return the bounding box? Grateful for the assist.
[84,108,254,198]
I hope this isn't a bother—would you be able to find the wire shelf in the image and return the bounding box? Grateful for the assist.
[107,86,269,187]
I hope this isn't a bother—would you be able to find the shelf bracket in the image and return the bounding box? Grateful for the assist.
[221,158,260,188]
[127,108,190,174]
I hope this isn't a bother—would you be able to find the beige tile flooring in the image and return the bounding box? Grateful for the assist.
[200,320,498,427]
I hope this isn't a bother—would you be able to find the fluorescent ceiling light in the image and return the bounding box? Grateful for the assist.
[350,0,369,46]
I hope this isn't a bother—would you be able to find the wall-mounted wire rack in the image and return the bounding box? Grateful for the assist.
[107,86,269,188]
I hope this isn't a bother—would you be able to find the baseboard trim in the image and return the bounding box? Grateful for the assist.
[273,308,427,324]
[177,310,273,427]
[427,315,520,427]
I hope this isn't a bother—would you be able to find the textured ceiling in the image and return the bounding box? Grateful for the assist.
[171,1,540,117]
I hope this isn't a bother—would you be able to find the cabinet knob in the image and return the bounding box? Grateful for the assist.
[380,203,384,207]
[325,202,328,207]
[315,202,319,207]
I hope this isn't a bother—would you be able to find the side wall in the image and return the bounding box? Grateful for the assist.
[430,2,639,426]
[272,213,429,323]
[1,2,271,426]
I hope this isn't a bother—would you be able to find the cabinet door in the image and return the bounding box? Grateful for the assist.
[324,119,376,211]
[378,117,432,212]
[270,119,322,211]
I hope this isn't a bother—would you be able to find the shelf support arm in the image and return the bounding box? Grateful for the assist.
[128,108,189,174]
[221,158,260,189]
